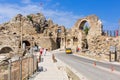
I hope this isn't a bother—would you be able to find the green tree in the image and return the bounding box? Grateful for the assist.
[84,26,89,35]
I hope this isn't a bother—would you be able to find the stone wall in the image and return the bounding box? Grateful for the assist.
[88,36,119,54]
[0,13,120,61]
[0,13,65,56]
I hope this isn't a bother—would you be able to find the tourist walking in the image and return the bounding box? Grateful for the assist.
[43,48,46,56]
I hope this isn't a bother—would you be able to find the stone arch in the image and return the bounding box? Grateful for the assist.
[78,19,90,38]
[73,37,78,46]
[78,19,90,50]
[0,47,13,53]
[76,15,102,36]
[79,19,90,31]
[73,15,102,50]
[57,29,62,33]
[19,40,31,49]
[23,40,31,46]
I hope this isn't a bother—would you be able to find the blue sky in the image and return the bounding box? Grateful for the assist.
[0,0,120,30]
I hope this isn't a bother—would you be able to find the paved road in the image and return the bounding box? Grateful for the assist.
[54,51,120,80]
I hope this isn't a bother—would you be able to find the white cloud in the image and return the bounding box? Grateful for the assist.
[43,10,83,27]
[0,3,82,28]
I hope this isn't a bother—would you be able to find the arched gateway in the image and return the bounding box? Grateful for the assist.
[66,15,103,51]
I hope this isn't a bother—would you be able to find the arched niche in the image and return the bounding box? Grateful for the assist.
[19,40,31,49]
[73,37,78,46]
[0,47,13,53]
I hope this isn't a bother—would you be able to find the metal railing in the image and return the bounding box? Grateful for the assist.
[0,55,38,80]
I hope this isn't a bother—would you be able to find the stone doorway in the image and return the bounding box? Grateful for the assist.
[79,21,89,50]
[56,38,61,48]
[23,40,31,49]
[19,40,31,49]
[82,39,88,49]
[73,37,78,46]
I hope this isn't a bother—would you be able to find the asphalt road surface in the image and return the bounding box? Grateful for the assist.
[54,51,120,80]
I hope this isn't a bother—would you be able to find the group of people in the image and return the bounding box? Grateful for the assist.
[37,48,47,62]
[40,48,47,56]
[76,47,80,52]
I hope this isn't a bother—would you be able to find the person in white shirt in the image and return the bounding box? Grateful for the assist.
[43,48,46,56]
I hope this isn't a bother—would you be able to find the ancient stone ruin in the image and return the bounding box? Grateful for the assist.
[0,13,120,62]
[0,13,65,60]
[61,15,120,61]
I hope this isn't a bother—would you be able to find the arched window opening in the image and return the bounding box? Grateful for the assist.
[57,29,61,33]
[19,40,31,49]
[23,40,30,46]
[0,47,13,54]
[79,21,90,35]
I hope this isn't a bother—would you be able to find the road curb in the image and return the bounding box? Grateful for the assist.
[73,53,120,75]
[73,54,120,65]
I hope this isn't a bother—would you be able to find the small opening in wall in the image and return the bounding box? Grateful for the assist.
[13,32,16,35]
[58,29,61,33]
